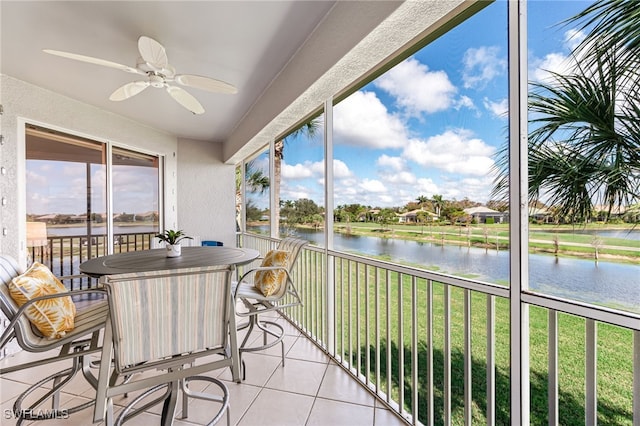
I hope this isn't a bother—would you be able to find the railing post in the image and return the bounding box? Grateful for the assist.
[508,1,530,425]
[487,295,496,426]
[585,319,597,425]
[634,330,639,424]
[324,97,335,355]
[548,310,559,425]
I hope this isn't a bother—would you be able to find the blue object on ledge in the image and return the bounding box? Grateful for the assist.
[202,240,223,247]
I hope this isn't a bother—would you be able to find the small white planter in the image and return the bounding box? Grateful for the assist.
[166,244,182,257]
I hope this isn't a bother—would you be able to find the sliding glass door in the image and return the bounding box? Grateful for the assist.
[25,124,161,280]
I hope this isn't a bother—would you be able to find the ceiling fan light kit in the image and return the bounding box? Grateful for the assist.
[44,36,237,115]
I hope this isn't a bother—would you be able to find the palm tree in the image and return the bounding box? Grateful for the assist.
[565,0,639,76]
[416,195,429,209]
[492,1,640,223]
[431,194,443,218]
[273,119,320,232]
[236,161,270,230]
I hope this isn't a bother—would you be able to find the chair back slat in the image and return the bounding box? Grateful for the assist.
[0,256,46,348]
[0,255,24,318]
[101,265,233,370]
[276,237,308,271]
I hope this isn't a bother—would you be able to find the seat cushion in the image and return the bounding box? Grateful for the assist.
[254,250,289,297]
[8,262,76,339]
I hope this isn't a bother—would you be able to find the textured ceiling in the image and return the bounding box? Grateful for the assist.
[0,1,336,142]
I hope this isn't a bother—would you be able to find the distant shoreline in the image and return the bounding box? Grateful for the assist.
[249,221,639,264]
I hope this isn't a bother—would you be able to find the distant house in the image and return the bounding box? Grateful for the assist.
[34,214,58,223]
[463,206,505,224]
[69,214,87,223]
[397,209,438,224]
[357,209,380,222]
[528,207,552,223]
[593,204,628,221]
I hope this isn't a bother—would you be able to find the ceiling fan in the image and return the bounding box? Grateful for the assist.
[43,36,237,115]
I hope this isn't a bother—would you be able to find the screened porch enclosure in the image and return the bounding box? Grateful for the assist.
[238,233,638,425]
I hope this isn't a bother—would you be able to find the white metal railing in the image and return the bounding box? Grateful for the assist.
[240,233,639,425]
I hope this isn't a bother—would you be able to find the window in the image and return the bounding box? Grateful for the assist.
[25,125,161,278]
[333,1,509,285]
[244,148,270,235]
[276,114,325,242]
[525,1,639,314]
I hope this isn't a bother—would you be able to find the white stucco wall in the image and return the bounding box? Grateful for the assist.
[177,138,236,247]
[0,74,178,264]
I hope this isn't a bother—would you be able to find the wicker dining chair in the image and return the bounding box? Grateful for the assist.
[233,237,308,379]
[93,264,238,426]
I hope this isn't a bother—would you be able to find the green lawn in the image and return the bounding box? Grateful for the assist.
[327,263,634,425]
[335,222,639,264]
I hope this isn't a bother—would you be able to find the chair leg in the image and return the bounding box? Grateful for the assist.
[160,381,180,426]
[237,314,286,379]
[254,318,286,367]
[181,378,189,419]
[13,355,95,422]
[181,376,230,426]
[112,383,172,426]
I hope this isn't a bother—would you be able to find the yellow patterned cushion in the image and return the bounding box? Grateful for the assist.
[254,250,289,297]
[9,262,76,339]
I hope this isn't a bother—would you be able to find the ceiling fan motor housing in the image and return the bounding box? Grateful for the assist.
[149,73,165,88]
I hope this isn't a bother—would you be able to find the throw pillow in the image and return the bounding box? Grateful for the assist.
[254,250,289,297]
[9,262,76,339]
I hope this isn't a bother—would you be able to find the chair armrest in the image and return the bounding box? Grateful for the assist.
[0,288,107,349]
[233,266,292,299]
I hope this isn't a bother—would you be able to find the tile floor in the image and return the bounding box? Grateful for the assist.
[0,311,407,426]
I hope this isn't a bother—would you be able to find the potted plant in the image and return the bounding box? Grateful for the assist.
[155,229,192,257]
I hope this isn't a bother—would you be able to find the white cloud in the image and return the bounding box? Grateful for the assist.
[360,178,387,193]
[334,91,408,148]
[25,169,48,187]
[564,28,586,51]
[462,46,506,89]
[483,97,508,119]
[332,159,353,179]
[440,175,496,202]
[376,155,416,184]
[385,171,416,185]
[375,57,457,115]
[282,162,314,179]
[280,182,312,201]
[530,52,575,83]
[376,154,405,171]
[285,159,353,180]
[415,178,439,195]
[402,129,496,176]
[530,29,587,84]
[455,95,476,111]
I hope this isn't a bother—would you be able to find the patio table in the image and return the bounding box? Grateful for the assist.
[80,246,260,423]
[79,246,260,277]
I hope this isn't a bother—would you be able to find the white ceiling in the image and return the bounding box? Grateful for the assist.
[1,1,475,155]
[0,1,338,142]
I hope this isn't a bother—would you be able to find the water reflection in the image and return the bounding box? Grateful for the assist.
[293,228,640,313]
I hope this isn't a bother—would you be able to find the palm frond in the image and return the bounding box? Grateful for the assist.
[564,0,640,72]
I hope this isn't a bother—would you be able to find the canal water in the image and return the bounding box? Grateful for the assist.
[294,228,640,313]
[49,225,639,312]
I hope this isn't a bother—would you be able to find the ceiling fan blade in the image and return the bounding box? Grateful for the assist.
[43,49,143,74]
[175,74,238,94]
[109,81,150,101]
[166,86,205,115]
[138,36,169,70]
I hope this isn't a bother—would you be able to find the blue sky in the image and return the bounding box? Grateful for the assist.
[27,1,593,215]
[277,0,592,209]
